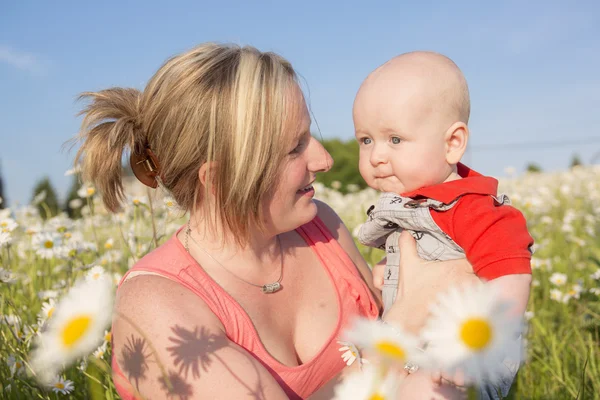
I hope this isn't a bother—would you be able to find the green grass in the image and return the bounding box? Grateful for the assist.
[1,166,599,399]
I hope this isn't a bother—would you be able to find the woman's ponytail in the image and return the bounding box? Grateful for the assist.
[73,88,143,212]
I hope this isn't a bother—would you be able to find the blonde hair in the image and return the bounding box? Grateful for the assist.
[72,43,299,244]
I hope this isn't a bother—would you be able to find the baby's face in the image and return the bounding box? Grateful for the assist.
[353,76,452,194]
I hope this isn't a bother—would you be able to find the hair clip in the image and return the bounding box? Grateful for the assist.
[130,146,161,188]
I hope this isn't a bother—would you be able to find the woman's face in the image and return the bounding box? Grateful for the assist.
[263,88,333,235]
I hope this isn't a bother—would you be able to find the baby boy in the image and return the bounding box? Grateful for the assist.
[353,52,533,397]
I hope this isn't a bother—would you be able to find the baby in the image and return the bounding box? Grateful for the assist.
[353,51,533,398]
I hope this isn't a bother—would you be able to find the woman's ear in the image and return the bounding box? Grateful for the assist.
[198,161,218,195]
[444,122,469,165]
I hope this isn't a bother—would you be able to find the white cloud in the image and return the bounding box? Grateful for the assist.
[0,45,46,75]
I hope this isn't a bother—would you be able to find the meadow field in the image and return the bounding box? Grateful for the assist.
[1,165,599,399]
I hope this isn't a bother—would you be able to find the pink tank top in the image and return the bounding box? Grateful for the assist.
[111,217,379,399]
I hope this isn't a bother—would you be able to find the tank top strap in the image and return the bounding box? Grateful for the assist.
[296,217,380,320]
[117,228,248,338]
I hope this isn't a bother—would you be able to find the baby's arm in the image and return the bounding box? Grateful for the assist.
[485,274,532,318]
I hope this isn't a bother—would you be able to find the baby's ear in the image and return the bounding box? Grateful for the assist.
[444,122,469,165]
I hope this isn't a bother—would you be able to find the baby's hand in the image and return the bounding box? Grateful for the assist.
[372,263,385,291]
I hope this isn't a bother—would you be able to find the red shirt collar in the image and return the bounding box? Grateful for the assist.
[401,163,498,204]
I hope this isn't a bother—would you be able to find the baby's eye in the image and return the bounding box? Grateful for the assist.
[390,137,402,145]
[360,137,372,145]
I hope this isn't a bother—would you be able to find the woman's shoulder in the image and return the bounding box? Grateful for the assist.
[114,273,224,335]
[314,199,345,240]
[314,199,366,269]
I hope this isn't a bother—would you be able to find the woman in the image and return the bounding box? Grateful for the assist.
[74,43,475,399]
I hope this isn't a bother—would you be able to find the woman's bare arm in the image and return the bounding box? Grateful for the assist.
[112,276,290,400]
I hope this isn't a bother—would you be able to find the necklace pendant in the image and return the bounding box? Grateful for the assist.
[262,282,282,294]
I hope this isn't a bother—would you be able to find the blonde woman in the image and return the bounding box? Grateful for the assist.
[74,43,475,399]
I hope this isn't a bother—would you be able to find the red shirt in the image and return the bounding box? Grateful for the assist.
[402,163,533,280]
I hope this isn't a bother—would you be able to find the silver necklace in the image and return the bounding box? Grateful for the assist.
[184,220,283,294]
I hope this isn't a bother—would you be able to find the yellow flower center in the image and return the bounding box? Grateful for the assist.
[1,222,7,227]
[133,199,140,205]
[64,232,72,239]
[61,315,92,348]
[166,201,173,207]
[44,240,54,249]
[16,361,22,369]
[460,318,493,350]
[369,393,385,400]
[87,188,95,196]
[55,383,65,389]
[93,273,101,280]
[104,243,113,249]
[375,340,406,360]
[105,332,111,342]
[2,228,7,233]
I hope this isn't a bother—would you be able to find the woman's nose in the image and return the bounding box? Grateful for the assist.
[309,138,334,173]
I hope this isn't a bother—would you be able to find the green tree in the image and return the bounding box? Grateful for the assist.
[525,163,542,173]
[570,154,583,168]
[31,177,60,219]
[317,138,367,193]
[64,176,83,219]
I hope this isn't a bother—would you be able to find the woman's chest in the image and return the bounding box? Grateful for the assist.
[233,244,341,367]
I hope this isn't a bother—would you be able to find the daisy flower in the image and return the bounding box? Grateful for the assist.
[48,376,74,395]
[0,268,17,284]
[112,272,123,286]
[589,288,600,296]
[77,184,96,198]
[48,215,74,234]
[93,342,108,359]
[333,364,399,400]
[32,232,63,259]
[37,299,57,327]
[103,329,112,346]
[549,289,563,302]
[32,190,47,205]
[0,231,12,247]
[86,265,106,282]
[6,355,26,377]
[29,276,114,384]
[130,196,147,206]
[104,238,114,250]
[38,290,59,300]
[0,217,18,233]
[163,196,177,209]
[64,165,81,176]
[590,270,600,280]
[562,284,583,304]
[337,340,366,368]
[69,198,83,209]
[343,318,421,366]
[524,311,534,321]
[549,272,567,286]
[420,283,523,386]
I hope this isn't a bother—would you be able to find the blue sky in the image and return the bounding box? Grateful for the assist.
[1,0,599,206]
